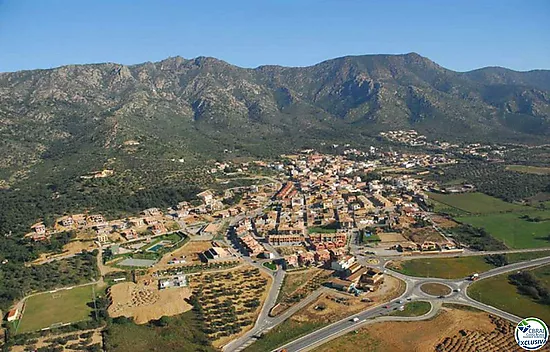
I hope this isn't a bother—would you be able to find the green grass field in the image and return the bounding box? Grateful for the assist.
[263,262,277,270]
[391,251,550,279]
[17,284,96,333]
[506,165,550,175]
[308,226,337,234]
[468,265,550,323]
[428,192,524,214]
[390,301,431,317]
[458,211,550,249]
[391,256,493,279]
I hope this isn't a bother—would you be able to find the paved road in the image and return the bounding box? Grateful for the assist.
[271,255,550,352]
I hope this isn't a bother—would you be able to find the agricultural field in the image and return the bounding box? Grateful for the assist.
[428,191,550,249]
[11,329,103,352]
[428,192,525,214]
[468,264,550,323]
[506,165,550,175]
[318,306,519,352]
[389,250,550,279]
[390,301,431,317]
[103,311,215,352]
[190,267,271,347]
[17,284,96,334]
[457,210,550,249]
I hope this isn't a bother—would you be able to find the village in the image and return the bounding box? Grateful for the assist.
[5,142,483,350]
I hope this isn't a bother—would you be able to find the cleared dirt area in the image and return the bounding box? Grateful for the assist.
[32,241,96,265]
[276,245,308,256]
[420,283,452,296]
[272,269,334,316]
[378,232,407,242]
[430,215,459,229]
[406,227,446,243]
[293,275,405,323]
[11,328,103,352]
[108,280,192,324]
[157,240,212,267]
[319,305,521,352]
[277,268,323,302]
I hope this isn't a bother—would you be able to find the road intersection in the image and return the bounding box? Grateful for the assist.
[274,255,550,352]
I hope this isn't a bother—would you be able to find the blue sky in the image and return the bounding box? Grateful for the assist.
[0,0,548,72]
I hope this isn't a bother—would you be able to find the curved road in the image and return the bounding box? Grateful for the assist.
[271,255,550,352]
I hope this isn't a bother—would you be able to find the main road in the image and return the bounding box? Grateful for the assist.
[272,255,550,352]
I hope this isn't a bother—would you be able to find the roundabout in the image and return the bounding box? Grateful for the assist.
[419,282,452,297]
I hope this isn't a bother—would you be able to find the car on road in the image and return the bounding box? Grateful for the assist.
[351,317,360,322]
[453,288,461,292]
[385,305,391,309]
[438,295,445,298]
[397,299,403,304]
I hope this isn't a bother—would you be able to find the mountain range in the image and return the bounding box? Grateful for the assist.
[1,52,550,187]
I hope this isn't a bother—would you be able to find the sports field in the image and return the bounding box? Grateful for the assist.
[457,210,550,249]
[17,284,95,333]
[428,192,524,214]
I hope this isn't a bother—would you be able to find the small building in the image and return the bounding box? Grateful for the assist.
[59,216,74,227]
[197,190,214,205]
[201,223,219,236]
[331,255,356,272]
[97,233,109,243]
[283,254,298,268]
[201,247,230,263]
[7,307,19,322]
[298,251,315,266]
[121,229,138,241]
[31,222,46,234]
[359,267,384,287]
[159,275,188,289]
[314,249,331,263]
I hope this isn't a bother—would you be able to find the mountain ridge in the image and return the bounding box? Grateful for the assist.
[1,52,550,191]
[2,52,548,74]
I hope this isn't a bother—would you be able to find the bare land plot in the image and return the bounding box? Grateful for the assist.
[377,232,407,243]
[276,268,323,303]
[275,245,308,256]
[294,275,405,323]
[405,227,446,243]
[244,276,405,352]
[430,215,459,229]
[318,306,521,352]
[157,240,212,266]
[108,280,192,324]
[32,241,97,265]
